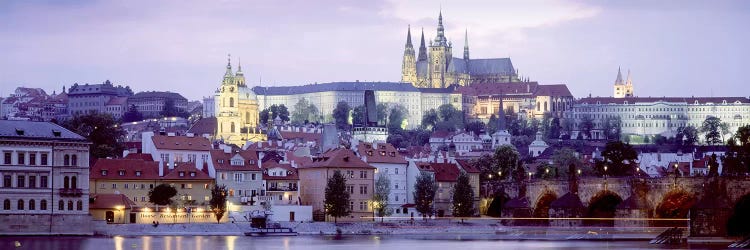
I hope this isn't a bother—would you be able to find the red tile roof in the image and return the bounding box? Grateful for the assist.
[429,163,460,182]
[577,96,750,105]
[280,131,323,144]
[301,148,375,169]
[262,161,299,180]
[162,163,213,181]
[210,149,261,171]
[456,82,573,97]
[90,194,137,210]
[455,159,481,173]
[91,158,161,180]
[356,142,407,164]
[124,153,154,161]
[152,135,212,151]
[187,117,217,135]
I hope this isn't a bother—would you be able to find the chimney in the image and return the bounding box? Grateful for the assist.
[186,133,194,137]
[159,161,164,177]
[168,156,175,169]
[167,132,175,137]
[195,159,201,170]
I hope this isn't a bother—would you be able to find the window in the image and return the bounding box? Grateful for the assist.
[190,172,196,177]
[40,200,47,210]
[3,199,9,210]
[395,183,398,190]
[118,170,125,176]
[179,171,185,177]
[64,155,70,166]
[40,176,48,188]
[360,171,367,179]
[41,154,48,165]
[17,153,25,165]
[346,185,354,194]
[77,200,83,210]
[112,183,117,189]
[71,155,78,166]
[141,184,145,189]
[29,176,36,188]
[359,202,364,211]
[234,173,243,182]
[350,202,354,211]
[29,153,36,165]
[395,168,398,175]
[251,173,256,180]
[395,195,399,201]
[58,200,64,210]
[64,176,69,189]
[3,152,10,165]
[101,170,108,176]
[17,176,25,188]
[359,185,368,194]
[135,171,141,176]
[29,199,35,210]
[3,175,10,187]
[67,201,73,210]
[124,184,129,189]
[141,197,146,202]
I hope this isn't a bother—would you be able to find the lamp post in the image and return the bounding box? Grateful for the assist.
[528,172,533,181]
[603,165,608,180]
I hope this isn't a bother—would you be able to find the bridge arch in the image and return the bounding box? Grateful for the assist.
[728,192,750,236]
[532,190,558,226]
[655,189,695,227]
[584,190,623,227]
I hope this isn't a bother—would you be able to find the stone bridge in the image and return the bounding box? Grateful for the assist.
[483,176,750,236]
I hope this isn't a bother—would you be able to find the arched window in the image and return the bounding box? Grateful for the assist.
[3,199,9,210]
[536,102,540,111]
[71,155,78,166]
[41,200,47,210]
[544,102,548,112]
[59,200,64,210]
[67,200,73,210]
[29,199,35,210]
[230,97,234,107]
[63,176,70,189]
[77,200,83,211]
[17,199,24,210]
[71,176,77,189]
[246,112,250,123]
[64,155,70,166]
[231,122,235,133]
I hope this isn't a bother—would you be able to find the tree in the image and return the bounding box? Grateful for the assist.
[122,104,143,123]
[676,126,699,146]
[451,172,475,221]
[551,148,582,178]
[352,105,366,126]
[148,184,177,206]
[595,141,638,176]
[493,145,520,180]
[292,98,320,124]
[602,116,622,140]
[260,104,290,125]
[413,171,437,219]
[421,109,439,130]
[324,171,350,224]
[373,174,392,222]
[487,114,499,135]
[580,115,595,139]
[701,116,726,145]
[62,113,126,159]
[388,104,408,132]
[723,125,750,175]
[547,117,562,140]
[160,98,188,118]
[465,120,485,136]
[435,104,464,132]
[472,153,496,182]
[210,184,228,223]
[332,101,351,130]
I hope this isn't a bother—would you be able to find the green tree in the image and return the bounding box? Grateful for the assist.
[292,98,320,124]
[580,115,595,139]
[435,104,464,132]
[595,141,638,176]
[472,153,496,181]
[701,116,726,145]
[352,105,366,126]
[487,114,499,135]
[602,116,622,140]
[676,125,699,146]
[535,162,557,179]
[373,174,392,222]
[451,172,475,222]
[160,98,188,118]
[377,103,389,125]
[62,113,125,159]
[551,147,582,178]
[421,109,439,130]
[493,145,520,180]
[413,171,437,219]
[260,104,290,125]
[210,184,228,223]
[332,101,351,130]
[388,104,408,132]
[723,125,750,175]
[148,184,177,206]
[465,120,485,136]
[122,104,143,123]
[324,171,351,224]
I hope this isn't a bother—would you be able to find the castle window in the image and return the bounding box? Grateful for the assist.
[230,97,234,107]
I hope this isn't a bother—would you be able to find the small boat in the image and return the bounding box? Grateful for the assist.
[244,227,299,237]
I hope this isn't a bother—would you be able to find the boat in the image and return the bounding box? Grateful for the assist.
[244,227,299,237]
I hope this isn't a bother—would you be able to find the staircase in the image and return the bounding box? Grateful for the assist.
[649,227,686,244]
[728,235,750,248]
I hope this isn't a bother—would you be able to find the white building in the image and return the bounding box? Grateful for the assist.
[566,97,750,142]
[0,120,93,235]
[356,142,409,215]
[261,160,300,206]
[210,146,262,208]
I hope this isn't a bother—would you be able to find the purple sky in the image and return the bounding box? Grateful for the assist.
[1,0,748,101]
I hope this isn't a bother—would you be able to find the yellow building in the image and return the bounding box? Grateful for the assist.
[214,55,265,146]
[90,156,214,209]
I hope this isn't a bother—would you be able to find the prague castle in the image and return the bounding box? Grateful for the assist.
[401,11,520,88]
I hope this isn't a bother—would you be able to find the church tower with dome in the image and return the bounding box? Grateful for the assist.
[214,55,265,146]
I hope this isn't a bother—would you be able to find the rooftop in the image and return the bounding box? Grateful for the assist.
[0,120,87,141]
[152,134,212,151]
[252,81,419,95]
[301,148,375,169]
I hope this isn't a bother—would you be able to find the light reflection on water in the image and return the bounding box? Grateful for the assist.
[0,235,729,250]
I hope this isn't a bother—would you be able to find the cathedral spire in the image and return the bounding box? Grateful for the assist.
[225,54,233,75]
[435,10,447,45]
[405,25,413,48]
[463,29,470,60]
[236,57,243,75]
[626,69,632,85]
[418,28,427,61]
[615,67,624,85]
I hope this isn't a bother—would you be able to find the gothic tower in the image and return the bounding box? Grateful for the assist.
[234,58,246,86]
[428,10,453,88]
[418,28,427,62]
[613,67,634,98]
[401,25,417,84]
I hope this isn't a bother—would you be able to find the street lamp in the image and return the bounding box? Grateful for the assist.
[115,206,124,224]
[528,172,533,181]
[603,165,608,180]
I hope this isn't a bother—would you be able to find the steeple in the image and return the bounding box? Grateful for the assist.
[497,99,506,131]
[405,25,413,48]
[418,28,427,61]
[236,57,244,76]
[222,54,233,85]
[614,67,624,85]
[463,29,470,60]
[434,10,447,45]
[626,69,632,85]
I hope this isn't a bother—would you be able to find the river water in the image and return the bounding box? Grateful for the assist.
[0,235,727,250]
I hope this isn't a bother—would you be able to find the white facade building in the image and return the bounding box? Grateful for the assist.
[356,142,410,215]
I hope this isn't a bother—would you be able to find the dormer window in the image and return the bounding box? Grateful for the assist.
[101,170,108,176]
[367,151,373,156]
[231,159,243,166]
[380,151,386,156]
[118,170,125,176]
[218,159,224,164]
[179,171,185,177]
[135,171,142,176]
[190,172,196,177]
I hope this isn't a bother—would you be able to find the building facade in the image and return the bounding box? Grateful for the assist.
[261,160,300,206]
[210,147,263,207]
[298,148,375,222]
[0,120,92,234]
[212,57,264,146]
[356,142,409,215]
[457,82,574,120]
[127,91,189,118]
[613,68,634,98]
[67,80,133,117]
[400,12,519,88]
[565,97,750,141]
[141,132,215,177]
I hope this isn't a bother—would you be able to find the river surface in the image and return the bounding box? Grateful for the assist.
[0,235,728,250]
